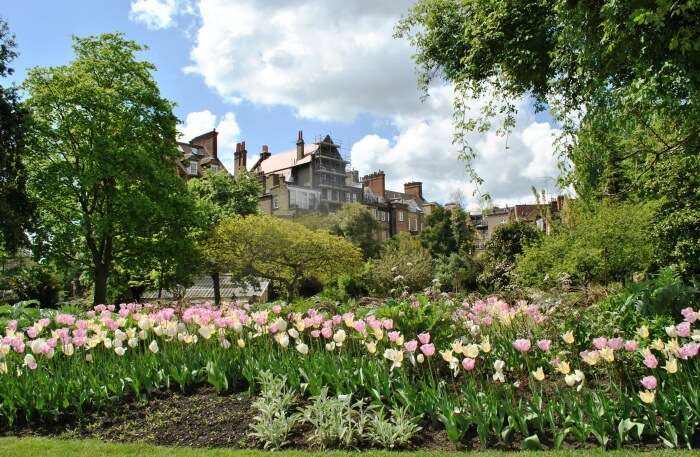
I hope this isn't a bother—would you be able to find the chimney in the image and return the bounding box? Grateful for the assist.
[362,170,385,198]
[234,142,247,175]
[296,130,304,160]
[404,181,423,200]
[260,144,271,161]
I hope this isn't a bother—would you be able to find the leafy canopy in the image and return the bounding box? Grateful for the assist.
[23,33,196,304]
[330,203,381,259]
[208,215,363,299]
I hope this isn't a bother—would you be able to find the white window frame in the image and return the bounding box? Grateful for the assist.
[188,161,198,175]
[273,196,279,209]
[398,211,404,222]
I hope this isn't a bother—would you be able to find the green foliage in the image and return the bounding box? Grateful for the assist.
[0,18,33,253]
[249,371,299,450]
[7,265,61,308]
[397,0,700,278]
[515,202,657,288]
[23,33,196,305]
[478,220,541,290]
[330,203,381,259]
[434,253,482,292]
[369,234,433,295]
[300,388,369,449]
[209,215,363,299]
[367,406,422,449]
[420,206,474,258]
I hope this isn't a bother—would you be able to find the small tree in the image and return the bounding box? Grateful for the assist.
[208,215,362,300]
[330,203,381,258]
[478,220,541,290]
[188,169,260,305]
[420,205,474,257]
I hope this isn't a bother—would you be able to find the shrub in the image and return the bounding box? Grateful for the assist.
[300,388,370,448]
[8,265,61,308]
[434,253,482,292]
[249,371,299,450]
[369,234,433,295]
[515,201,658,288]
[330,203,381,259]
[478,220,541,290]
[367,406,421,449]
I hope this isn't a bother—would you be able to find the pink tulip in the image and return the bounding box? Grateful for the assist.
[418,332,431,345]
[678,342,698,359]
[404,340,418,352]
[536,339,551,351]
[462,358,476,371]
[420,343,435,357]
[640,376,657,390]
[321,327,333,339]
[644,354,658,369]
[512,339,531,353]
[624,340,639,352]
[382,319,394,330]
[681,307,697,324]
[310,330,320,338]
[676,322,691,338]
[388,331,401,342]
[592,337,608,350]
[354,321,366,333]
[27,327,38,339]
[608,337,623,350]
[272,305,282,314]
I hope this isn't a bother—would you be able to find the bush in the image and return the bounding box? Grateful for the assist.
[8,265,61,308]
[434,253,482,292]
[478,220,541,290]
[369,234,433,295]
[515,201,658,288]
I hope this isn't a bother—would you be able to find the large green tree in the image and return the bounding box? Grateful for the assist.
[330,203,381,259]
[23,33,195,305]
[0,18,33,254]
[420,205,474,257]
[187,169,260,305]
[397,0,700,276]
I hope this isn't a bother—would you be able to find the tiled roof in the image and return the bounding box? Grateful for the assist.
[253,144,317,174]
[385,190,427,206]
[142,274,269,300]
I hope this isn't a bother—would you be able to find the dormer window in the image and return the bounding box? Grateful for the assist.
[188,161,198,175]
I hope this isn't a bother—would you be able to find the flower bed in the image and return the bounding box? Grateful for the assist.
[0,297,698,450]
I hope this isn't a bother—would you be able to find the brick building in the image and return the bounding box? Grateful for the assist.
[176,130,229,178]
[236,131,364,216]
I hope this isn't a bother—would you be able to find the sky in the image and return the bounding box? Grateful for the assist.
[3,0,564,210]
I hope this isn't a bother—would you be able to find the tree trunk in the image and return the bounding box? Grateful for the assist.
[211,271,221,306]
[93,262,109,305]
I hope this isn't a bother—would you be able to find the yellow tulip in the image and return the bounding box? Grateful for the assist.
[665,357,678,374]
[532,367,545,382]
[637,326,649,339]
[562,331,575,345]
[639,390,655,404]
[599,347,615,363]
[556,361,571,375]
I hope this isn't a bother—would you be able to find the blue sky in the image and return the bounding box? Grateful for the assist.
[3,0,561,208]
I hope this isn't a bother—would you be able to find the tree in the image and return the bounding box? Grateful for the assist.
[208,215,362,300]
[23,33,195,305]
[0,18,33,253]
[420,205,474,257]
[397,0,700,276]
[478,220,541,290]
[187,169,261,305]
[330,203,381,259]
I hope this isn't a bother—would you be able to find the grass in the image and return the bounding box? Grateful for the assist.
[1,437,699,457]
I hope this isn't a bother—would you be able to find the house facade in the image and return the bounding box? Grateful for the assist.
[176,130,229,178]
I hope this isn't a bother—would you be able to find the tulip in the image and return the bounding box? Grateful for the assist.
[536,339,551,352]
[637,326,649,339]
[366,341,377,354]
[676,322,691,338]
[532,367,545,381]
[664,357,678,374]
[115,347,126,356]
[592,337,607,350]
[333,329,347,346]
[643,354,658,369]
[639,390,655,404]
[325,342,336,351]
[556,361,571,375]
[462,357,476,371]
[624,340,639,352]
[562,331,575,345]
[237,338,245,348]
[420,343,435,357]
[681,307,697,324]
[417,332,431,345]
[148,340,159,353]
[404,340,418,352]
[295,342,309,355]
[512,339,531,352]
[599,347,614,363]
[480,336,492,353]
[640,376,657,390]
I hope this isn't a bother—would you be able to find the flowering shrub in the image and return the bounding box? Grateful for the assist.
[0,298,698,449]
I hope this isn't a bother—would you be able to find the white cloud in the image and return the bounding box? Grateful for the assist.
[178,110,241,171]
[351,87,562,211]
[129,0,178,30]
[175,0,562,204]
[184,0,420,121]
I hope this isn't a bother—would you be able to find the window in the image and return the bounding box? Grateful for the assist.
[345,192,350,202]
[188,161,198,175]
[210,164,219,172]
[352,193,357,202]
[322,188,328,199]
[273,196,279,209]
[398,211,404,222]
[381,211,386,222]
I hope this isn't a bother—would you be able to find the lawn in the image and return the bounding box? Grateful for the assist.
[1,437,699,457]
